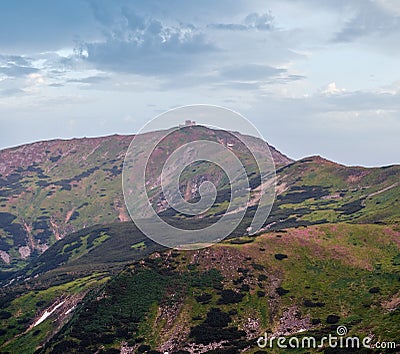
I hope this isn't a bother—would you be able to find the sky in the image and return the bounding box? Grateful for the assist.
[0,0,399,167]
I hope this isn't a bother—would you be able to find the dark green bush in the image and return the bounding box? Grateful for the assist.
[138,344,151,353]
[274,254,288,260]
[195,293,212,304]
[304,299,325,308]
[0,310,12,319]
[368,287,380,294]
[217,289,245,304]
[276,287,290,296]
[258,274,268,281]
[326,315,340,324]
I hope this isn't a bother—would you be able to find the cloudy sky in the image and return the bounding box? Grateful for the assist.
[0,0,399,166]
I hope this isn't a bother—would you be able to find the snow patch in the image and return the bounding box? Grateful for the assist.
[34,301,65,327]
[65,306,76,315]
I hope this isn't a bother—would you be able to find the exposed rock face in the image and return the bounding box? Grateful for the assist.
[0,250,10,264]
[274,306,311,337]
[18,246,31,259]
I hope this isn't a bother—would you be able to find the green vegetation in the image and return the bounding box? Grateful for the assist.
[40,264,227,353]
[131,241,146,249]
[4,223,389,353]
[0,273,109,353]
[10,222,165,282]
[0,130,399,353]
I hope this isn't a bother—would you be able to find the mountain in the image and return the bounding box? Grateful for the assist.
[2,127,399,274]
[273,156,400,226]
[44,223,400,353]
[0,127,292,273]
[1,223,399,353]
[0,127,399,353]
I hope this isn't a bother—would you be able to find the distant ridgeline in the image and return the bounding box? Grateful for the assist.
[0,128,292,273]
[0,128,399,276]
[0,130,399,353]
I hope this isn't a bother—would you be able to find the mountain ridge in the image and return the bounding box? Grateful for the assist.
[0,132,293,177]
[0,128,291,271]
[0,127,399,272]
[0,128,399,353]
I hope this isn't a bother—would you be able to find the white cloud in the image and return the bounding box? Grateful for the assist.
[210,12,275,31]
[374,0,400,15]
[320,82,346,96]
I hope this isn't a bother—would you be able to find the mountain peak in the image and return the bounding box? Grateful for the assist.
[298,155,342,166]
[0,128,291,269]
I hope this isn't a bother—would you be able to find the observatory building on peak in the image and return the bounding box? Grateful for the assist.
[179,120,196,128]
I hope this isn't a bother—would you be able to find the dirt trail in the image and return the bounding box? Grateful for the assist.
[22,220,36,250]
[367,182,399,198]
[65,208,76,223]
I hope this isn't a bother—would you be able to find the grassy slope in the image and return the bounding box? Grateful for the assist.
[0,128,291,273]
[0,135,132,272]
[0,156,398,352]
[21,223,398,354]
[0,134,399,353]
[0,221,168,353]
[0,273,110,353]
[273,156,400,227]
[18,222,165,280]
[1,132,399,274]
